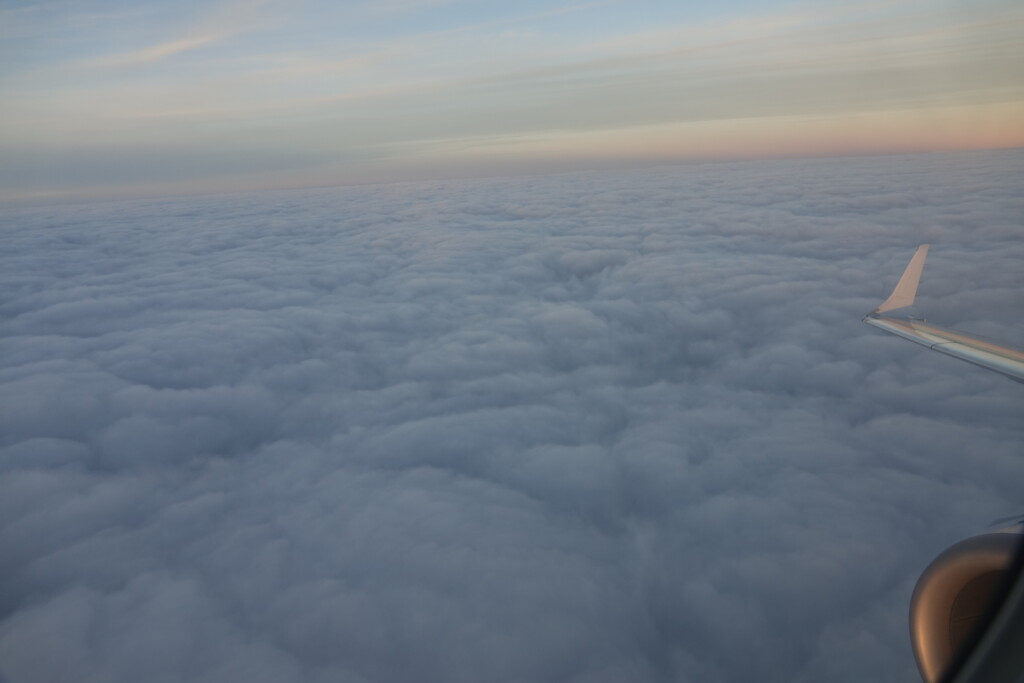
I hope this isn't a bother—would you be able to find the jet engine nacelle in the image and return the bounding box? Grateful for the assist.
[910,523,1023,683]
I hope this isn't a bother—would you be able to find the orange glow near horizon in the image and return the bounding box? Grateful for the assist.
[2,104,1021,203]
[450,102,1024,165]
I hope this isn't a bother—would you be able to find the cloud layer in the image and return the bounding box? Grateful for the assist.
[2,149,1023,682]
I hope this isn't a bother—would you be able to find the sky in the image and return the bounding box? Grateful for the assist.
[1,0,1023,199]
[1,149,1022,682]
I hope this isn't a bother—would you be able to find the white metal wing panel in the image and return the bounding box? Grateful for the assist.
[864,316,1024,383]
[864,246,1024,383]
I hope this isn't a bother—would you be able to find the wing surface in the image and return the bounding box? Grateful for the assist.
[864,246,1024,383]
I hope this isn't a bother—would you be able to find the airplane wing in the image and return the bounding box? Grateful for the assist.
[864,247,1024,683]
[863,245,1024,383]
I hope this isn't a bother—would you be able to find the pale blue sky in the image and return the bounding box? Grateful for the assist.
[1,0,1021,199]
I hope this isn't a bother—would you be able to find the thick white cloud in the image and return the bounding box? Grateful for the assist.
[1,149,1022,682]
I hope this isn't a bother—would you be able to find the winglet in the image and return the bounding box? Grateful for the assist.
[873,244,929,315]
[863,245,1024,382]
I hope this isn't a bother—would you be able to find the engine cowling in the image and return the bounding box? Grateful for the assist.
[910,525,1023,683]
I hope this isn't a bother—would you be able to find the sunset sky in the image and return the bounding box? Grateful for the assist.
[1,0,1022,199]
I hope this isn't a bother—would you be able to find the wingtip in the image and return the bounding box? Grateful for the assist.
[872,244,929,315]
